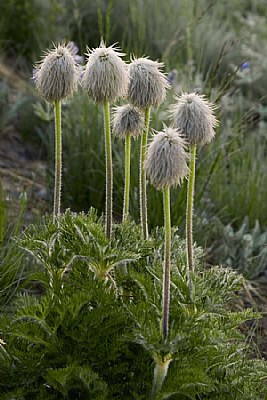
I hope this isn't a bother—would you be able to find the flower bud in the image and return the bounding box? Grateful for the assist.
[128,57,169,109]
[145,127,189,190]
[82,41,129,104]
[170,92,218,145]
[112,104,144,139]
[34,44,79,103]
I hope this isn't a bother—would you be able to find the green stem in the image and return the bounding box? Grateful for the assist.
[150,354,172,398]
[139,106,150,239]
[162,187,171,340]
[123,133,131,221]
[186,144,196,275]
[103,101,113,239]
[53,100,62,223]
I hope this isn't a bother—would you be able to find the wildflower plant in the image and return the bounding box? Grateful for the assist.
[128,57,169,238]
[112,104,144,220]
[6,37,266,400]
[170,92,218,279]
[145,127,189,395]
[34,43,79,222]
[82,41,129,238]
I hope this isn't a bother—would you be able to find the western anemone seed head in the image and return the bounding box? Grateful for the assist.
[112,104,144,139]
[128,57,169,109]
[82,41,129,104]
[170,92,218,145]
[145,127,189,190]
[34,43,79,103]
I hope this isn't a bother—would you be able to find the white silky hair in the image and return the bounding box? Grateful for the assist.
[112,104,145,139]
[82,41,129,104]
[145,127,189,190]
[128,57,169,109]
[34,44,79,103]
[170,92,218,145]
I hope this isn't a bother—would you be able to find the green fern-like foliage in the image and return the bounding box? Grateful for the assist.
[0,210,266,399]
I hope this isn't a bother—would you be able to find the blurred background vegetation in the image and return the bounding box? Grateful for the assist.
[1,0,267,282]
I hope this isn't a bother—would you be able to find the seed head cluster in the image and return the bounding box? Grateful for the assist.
[34,44,79,103]
[145,127,189,190]
[112,104,144,139]
[128,57,169,109]
[82,41,129,104]
[170,92,218,145]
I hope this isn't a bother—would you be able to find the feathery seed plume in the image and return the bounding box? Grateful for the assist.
[145,127,189,190]
[112,104,144,139]
[34,43,79,103]
[170,92,218,145]
[128,57,169,109]
[82,41,129,104]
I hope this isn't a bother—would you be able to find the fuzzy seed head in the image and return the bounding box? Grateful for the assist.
[82,41,129,104]
[128,57,169,109]
[112,104,144,139]
[34,44,79,103]
[145,127,189,190]
[170,92,218,145]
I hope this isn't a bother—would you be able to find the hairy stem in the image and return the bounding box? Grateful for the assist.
[162,186,171,340]
[186,144,196,280]
[139,106,150,239]
[150,354,172,398]
[123,133,131,221]
[103,100,113,239]
[53,99,62,223]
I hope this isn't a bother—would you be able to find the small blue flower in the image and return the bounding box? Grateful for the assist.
[167,69,178,86]
[67,41,84,65]
[240,61,250,71]
[67,41,79,55]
